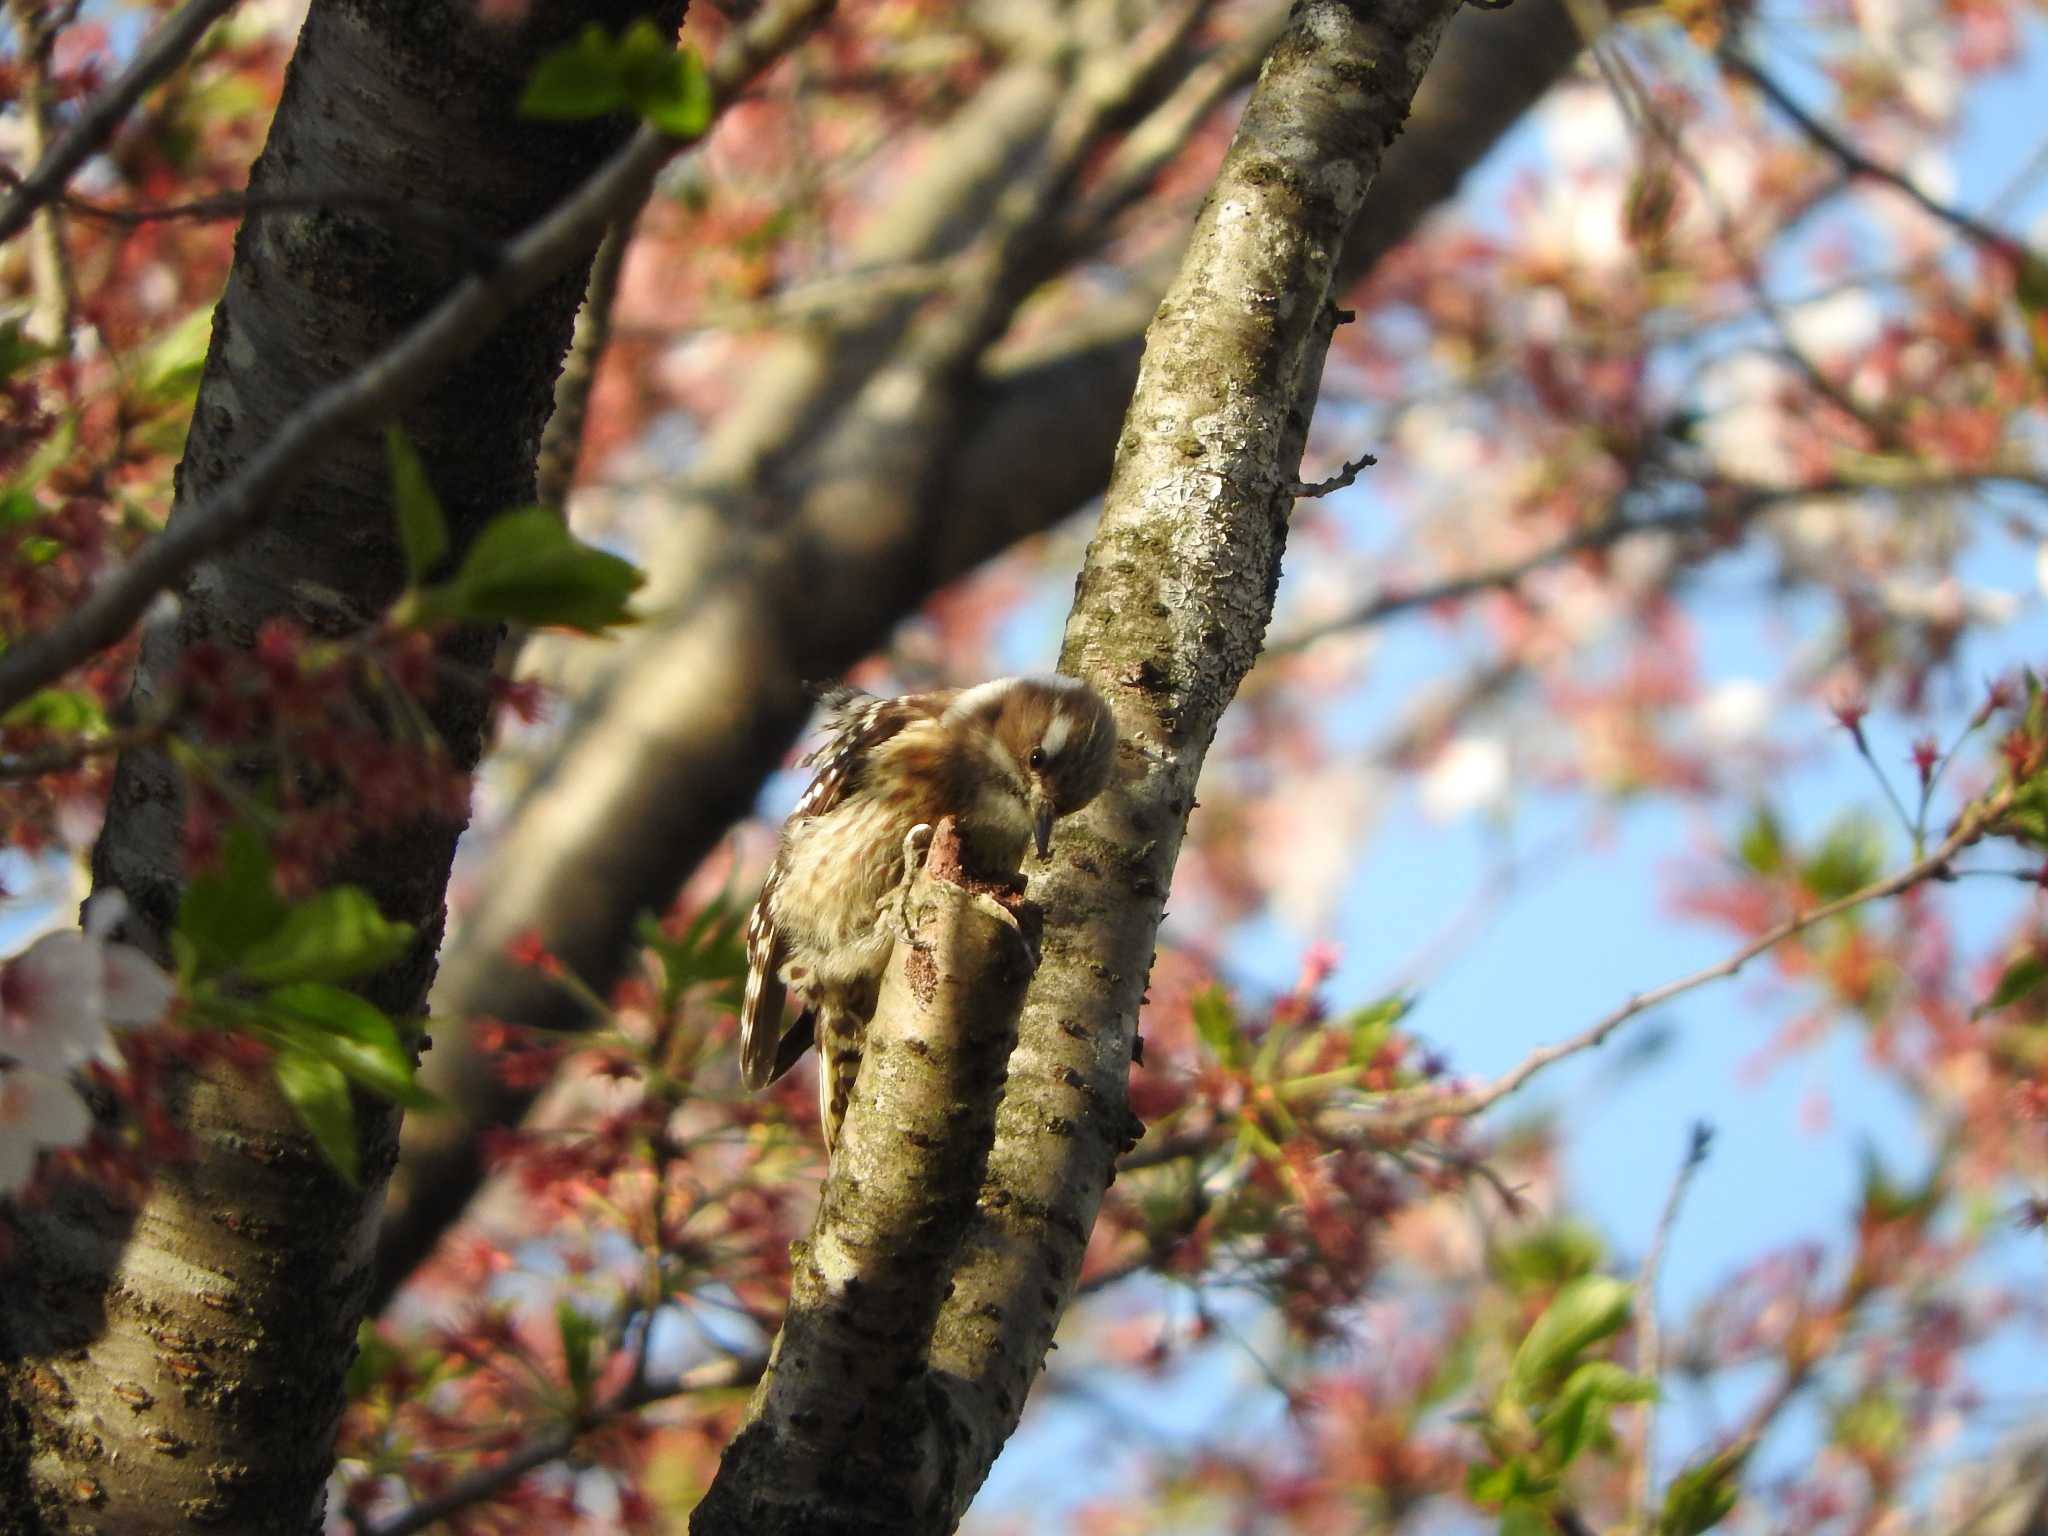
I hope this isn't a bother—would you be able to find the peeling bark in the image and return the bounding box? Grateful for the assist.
[376,0,1594,1306]
[0,3,684,1531]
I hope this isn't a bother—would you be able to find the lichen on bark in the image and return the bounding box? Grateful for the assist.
[691,1,1466,1529]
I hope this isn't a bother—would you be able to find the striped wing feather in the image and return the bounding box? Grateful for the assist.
[736,689,949,1090]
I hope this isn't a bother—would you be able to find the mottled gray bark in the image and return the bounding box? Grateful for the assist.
[692,820,1037,1533]
[699,0,1462,1524]
[0,2,683,1531]
[376,0,1593,1307]
[925,0,1463,1514]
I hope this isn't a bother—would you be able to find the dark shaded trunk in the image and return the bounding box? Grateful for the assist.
[0,3,683,1530]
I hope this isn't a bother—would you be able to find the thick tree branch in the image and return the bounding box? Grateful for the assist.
[692,820,1039,1532]
[0,0,242,246]
[0,0,834,717]
[914,0,1464,1518]
[377,0,1597,1308]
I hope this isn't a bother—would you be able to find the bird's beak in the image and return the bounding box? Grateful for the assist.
[1033,796,1055,860]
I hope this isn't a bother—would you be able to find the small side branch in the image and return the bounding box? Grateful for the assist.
[1374,785,2009,1130]
[692,818,1039,1535]
[1289,449,1377,499]
[0,0,243,246]
[1722,50,2020,258]
[359,1353,764,1536]
[0,0,834,718]
[1630,1121,1713,1532]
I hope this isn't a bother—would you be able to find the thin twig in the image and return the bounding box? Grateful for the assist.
[1289,450,1377,499]
[0,0,835,718]
[358,1352,764,1536]
[535,221,634,511]
[0,717,171,780]
[1722,50,2021,259]
[1264,472,2048,656]
[1367,784,2011,1130]
[0,0,243,247]
[1631,1121,1713,1534]
[45,186,505,268]
[9,0,80,341]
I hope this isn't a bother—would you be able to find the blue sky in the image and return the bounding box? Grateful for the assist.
[973,12,2048,1528]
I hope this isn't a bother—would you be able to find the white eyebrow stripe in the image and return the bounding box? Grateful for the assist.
[942,678,1015,724]
[1040,712,1073,758]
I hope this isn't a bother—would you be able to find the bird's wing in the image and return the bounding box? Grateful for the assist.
[736,687,950,1090]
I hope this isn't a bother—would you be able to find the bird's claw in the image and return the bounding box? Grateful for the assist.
[884,823,936,949]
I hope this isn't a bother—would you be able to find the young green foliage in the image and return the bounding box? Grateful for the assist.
[173,824,434,1183]
[520,19,713,137]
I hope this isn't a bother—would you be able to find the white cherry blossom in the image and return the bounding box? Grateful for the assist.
[0,1068,92,1195]
[0,894,174,1075]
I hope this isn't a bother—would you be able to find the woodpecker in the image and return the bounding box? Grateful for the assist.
[739,675,1117,1150]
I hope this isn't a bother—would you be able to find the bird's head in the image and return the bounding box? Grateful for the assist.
[946,675,1117,858]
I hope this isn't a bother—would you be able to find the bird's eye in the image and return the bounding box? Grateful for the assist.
[1029,747,1047,770]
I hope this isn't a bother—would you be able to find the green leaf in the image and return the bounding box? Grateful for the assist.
[1539,1361,1657,1469]
[1736,804,1784,875]
[176,824,287,980]
[630,41,713,137]
[1801,814,1884,902]
[237,886,414,986]
[1981,950,2048,1015]
[134,303,214,402]
[520,23,632,119]
[0,489,43,527]
[1191,985,1247,1069]
[2,689,106,731]
[1492,1222,1607,1293]
[2018,248,2048,382]
[557,1299,598,1405]
[263,983,436,1108]
[1500,1504,1552,1536]
[519,21,712,138]
[1658,1449,1742,1535]
[1856,1140,1941,1227]
[275,1046,358,1183]
[347,1319,400,1399]
[0,316,63,382]
[1345,992,1411,1066]
[416,507,643,632]
[386,426,448,586]
[636,899,748,1011]
[1507,1275,1634,1403]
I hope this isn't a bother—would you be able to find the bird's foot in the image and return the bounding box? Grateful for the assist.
[883,823,936,948]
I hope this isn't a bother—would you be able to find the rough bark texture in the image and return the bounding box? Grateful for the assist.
[374,0,1592,1307]
[705,0,1461,1523]
[0,3,683,1531]
[923,0,1463,1515]
[692,819,1038,1534]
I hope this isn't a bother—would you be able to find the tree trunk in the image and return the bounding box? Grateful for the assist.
[0,3,682,1530]
[692,0,1463,1525]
